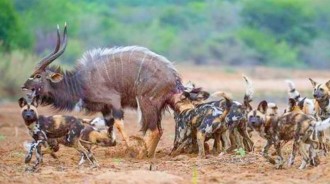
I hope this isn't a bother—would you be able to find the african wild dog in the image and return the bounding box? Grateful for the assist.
[219,75,255,152]
[19,97,116,170]
[309,78,330,153]
[249,99,330,169]
[171,91,232,158]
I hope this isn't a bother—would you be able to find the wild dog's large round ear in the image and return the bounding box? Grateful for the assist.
[288,98,296,108]
[297,97,306,109]
[309,78,317,87]
[18,97,27,108]
[195,91,210,101]
[257,100,268,114]
[326,80,330,90]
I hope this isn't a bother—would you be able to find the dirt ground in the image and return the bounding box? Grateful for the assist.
[0,66,329,184]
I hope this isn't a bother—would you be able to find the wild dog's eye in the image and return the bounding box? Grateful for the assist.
[23,109,27,112]
[256,115,260,119]
[34,74,41,79]
[320,88,324,92]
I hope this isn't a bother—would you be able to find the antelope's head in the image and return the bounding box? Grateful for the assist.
[21,24,68,100]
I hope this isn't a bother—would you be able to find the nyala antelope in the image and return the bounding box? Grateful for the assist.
[21,24,187,158]
[19,97,116,170]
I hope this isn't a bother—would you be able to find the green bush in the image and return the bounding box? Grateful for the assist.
[0,0,32,50]
[237,28,304,67]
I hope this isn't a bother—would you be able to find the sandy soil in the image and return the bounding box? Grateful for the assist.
[0,66,329,184]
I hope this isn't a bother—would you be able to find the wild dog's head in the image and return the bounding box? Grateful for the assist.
[18,97,38,125]
[247,100,268,131]
[309,78,330,101]
[173,113,191,151]
[174,90,209,113]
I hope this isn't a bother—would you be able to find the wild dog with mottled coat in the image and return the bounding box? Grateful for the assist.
[171,91,231,158]
[219,75,255,152]
[308,78,330,153]
[19,97,116,169]
[249,99,330,169]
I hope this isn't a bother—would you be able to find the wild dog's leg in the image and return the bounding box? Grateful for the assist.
[262,139,275,164]
[298,141,310,170]
[232,128,243,150]
[76,140,98,167]
[170,138,190,157]
[32,140,45,169]
[212,131,222,155]
[25,141,37,163]
[274,135,284,169]
[237,126,254,152]
[288,139,299,167]
[222,130,232,153]
[197,131,206,158]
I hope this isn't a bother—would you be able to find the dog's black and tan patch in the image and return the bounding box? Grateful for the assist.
[18,97,116,169]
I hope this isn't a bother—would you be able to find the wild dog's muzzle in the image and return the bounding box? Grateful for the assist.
[248,116,262,128]
[313,90,328,101]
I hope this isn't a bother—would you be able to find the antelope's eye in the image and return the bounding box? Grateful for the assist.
[34,74,41,79]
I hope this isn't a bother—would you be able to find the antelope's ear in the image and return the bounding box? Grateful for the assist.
[18,97,27,108]
[309,78,317,87]
[257,100,268,114]
[47,72,63,83]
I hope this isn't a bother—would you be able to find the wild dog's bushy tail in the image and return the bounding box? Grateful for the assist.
[285,80,301,100]
[314,117,330,131]
[243,75,253,103]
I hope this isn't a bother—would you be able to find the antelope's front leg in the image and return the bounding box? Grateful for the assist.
[114,119,130,147]
[197,131,206,158]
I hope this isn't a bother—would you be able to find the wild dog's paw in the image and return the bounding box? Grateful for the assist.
[24,154,32,163]
[299,159,308,170]
[287,155,294,167]
[275,157,284,169]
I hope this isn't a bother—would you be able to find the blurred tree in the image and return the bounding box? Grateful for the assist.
[241,0,316,46]
[0,0,32,50]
